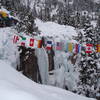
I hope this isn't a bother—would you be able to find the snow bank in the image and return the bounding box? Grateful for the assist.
[0,60,95,100]
[35,19,77,42]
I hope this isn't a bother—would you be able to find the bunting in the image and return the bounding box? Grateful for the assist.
[12,35,100,54]
[29,38,34,47]
[20,36,26,46]
[56,42,62,50]
[68,43,73,52]
[13,35,19,44]
[86,44,93,53]
[65,43,68,52]
[0,11,8,18]
[46,41,52,50]
[75,44,81,53]
[38,40,42,48]
[96,44,100,52]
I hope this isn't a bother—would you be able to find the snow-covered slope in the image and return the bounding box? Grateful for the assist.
[0,60,95,100]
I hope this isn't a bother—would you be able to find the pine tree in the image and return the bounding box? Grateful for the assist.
[76,19,98,98]
[94,15,100,99]
[14,4,40,35]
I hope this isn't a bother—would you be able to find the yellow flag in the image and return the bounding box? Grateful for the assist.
[96,44,100,52]
[38,40,42,48]
[68,43,73,52]
[0,11,8,18]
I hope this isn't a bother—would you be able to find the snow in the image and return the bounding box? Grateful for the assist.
[21,0,35,9]
[35,19,77,40]
[91,21,97,28]
[35,48,49,84]
[0,60,95,100]
[35,19,78,90]
[0,27,19,68]
[0,24,95,100]
[93,0,100,3]
[0,7,97,99]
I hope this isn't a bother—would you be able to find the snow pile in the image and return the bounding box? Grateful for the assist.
[0,60,95,100]
[35,48,49,84]
[35,19,77,41]
[47,51,79,90]
[0,27,19,68]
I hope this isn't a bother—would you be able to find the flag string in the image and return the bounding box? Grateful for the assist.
[12,34,100,53]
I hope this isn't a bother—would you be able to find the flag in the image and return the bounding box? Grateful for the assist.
[0,11,8,18]
[68,43,73,52]
[20,37,26,46]
[38,40,42,48]
[34,39,38,48]
[46,41,52,50]
[56,42,62,50]
[13,35,19,44]
[75,44,81,53]
[29,38,42,48]
[65,43,68,52]
[32,39,42,48]
[81,45,86,51]
[29,38,34,47]
[96,44,100,52]
[86,44,93,53]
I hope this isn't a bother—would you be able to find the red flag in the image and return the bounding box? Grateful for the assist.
[13,35,19,43]
[21,42,25,46]
[29,38,34,47]
[75,44,81,53]
[86,44,93,53]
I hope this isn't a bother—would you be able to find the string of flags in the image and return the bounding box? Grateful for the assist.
[13,35,42,48]
[13,34,100,54]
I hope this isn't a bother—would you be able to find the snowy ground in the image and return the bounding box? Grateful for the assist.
[0,60,95,100]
